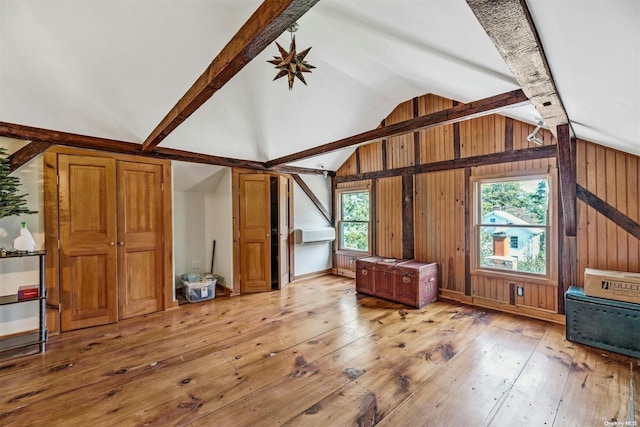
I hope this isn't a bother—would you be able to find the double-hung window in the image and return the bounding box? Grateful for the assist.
[474,174,551,276]
[337,189,371,253]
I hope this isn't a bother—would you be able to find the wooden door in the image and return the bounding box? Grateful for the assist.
[239,174,271,293]
[59,155,117,331]
[117,162,164,319]
[277,175,290,289]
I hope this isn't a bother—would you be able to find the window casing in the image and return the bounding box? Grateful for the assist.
[473,173,552,278]
[336,189,371,254]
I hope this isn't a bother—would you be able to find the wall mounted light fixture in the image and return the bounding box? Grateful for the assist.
[318,163,328,179]
[526,121,545,145]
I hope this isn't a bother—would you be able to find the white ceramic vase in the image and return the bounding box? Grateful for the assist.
[13,222,36,252]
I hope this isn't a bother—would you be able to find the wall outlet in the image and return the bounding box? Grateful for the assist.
[191,260,200,270]
[516,286,524,297]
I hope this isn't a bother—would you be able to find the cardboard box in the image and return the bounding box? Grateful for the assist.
[584,268,640,304]
[17,285,39,300]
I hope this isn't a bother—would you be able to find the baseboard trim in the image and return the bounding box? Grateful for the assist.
[439,289,473,304]
[335,268,355,278]
[292,268,333,282]
[216,284,232,297]
[439,289,564,324]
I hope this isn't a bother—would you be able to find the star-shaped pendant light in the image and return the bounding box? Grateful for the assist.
[268,24,315,90]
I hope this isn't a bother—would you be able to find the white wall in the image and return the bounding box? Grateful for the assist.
[0,138,44,334]
[172,164,233,290]
[292,174,333,277]
[204,169,233,288]
[173,191,206,286]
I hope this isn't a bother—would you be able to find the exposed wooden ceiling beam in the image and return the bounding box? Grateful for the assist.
[0,121,329,176]
[8,141,53,172]
[0,121,144,154]
[291,174,333,226]
[557,124,576,236]
[335,144,557,183]
[265,89,529,167]
[153,146,331,176]
[466,0,570,137]
[577,184,640,240]
[141,0,319,153]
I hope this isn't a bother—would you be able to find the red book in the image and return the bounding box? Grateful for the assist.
[18,285,39,300]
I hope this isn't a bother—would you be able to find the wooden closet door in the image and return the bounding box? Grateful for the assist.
[240,174,271,293]
[278,175,290,289]
[59,155,117,331]
[117,161,164,319]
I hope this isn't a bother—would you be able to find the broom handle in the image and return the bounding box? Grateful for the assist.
[210,240,216,274]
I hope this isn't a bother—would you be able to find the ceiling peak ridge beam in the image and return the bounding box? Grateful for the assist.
[0,121,328,176]
[141,0,319,153]
[466,0,571,138]
[265,89,529,167]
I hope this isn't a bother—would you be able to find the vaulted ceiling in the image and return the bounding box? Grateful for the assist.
[1,0,638,174]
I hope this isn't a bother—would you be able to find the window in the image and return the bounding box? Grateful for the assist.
[338,189,370,252]
[475,175,550,275]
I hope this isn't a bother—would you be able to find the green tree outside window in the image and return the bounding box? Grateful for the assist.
[340,191,369,251]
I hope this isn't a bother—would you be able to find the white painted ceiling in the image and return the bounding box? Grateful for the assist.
[1,0,638,175]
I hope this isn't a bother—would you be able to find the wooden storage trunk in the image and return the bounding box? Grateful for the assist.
[565,286,640,358]
[355,256,387,295]
[395,261,438,308]
[371,258,406,301]
[355,257,438,308]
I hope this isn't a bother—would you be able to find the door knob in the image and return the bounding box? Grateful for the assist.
[118,242,124,246]
[109,242,115,246]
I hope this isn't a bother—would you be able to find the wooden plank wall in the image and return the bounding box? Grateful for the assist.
[467,117,560,319]
[419,95,454,163]
[414,170,466,294]
[375,177,403,259]
[336,154,358,177]
[386,101,415,169]
[335,93,570,321]
[576,139,640,283]
[358,142,383,174]
[335,94,640,321]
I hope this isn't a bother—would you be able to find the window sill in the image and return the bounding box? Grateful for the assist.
[471,268,557,286]
[335,250,370,257]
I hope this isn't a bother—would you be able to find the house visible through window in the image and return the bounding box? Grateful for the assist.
[338,190,370,252]
[475,176,549,275]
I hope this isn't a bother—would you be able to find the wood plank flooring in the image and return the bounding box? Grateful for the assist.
[1,275,638,426]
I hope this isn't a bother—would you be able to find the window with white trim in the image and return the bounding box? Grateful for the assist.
[337,189,371,253]
[475,175,550,275]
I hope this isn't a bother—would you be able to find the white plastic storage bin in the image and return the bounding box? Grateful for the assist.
[181,277,216,303]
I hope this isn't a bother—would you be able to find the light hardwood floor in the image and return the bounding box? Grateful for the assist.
[1,275,638,426]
